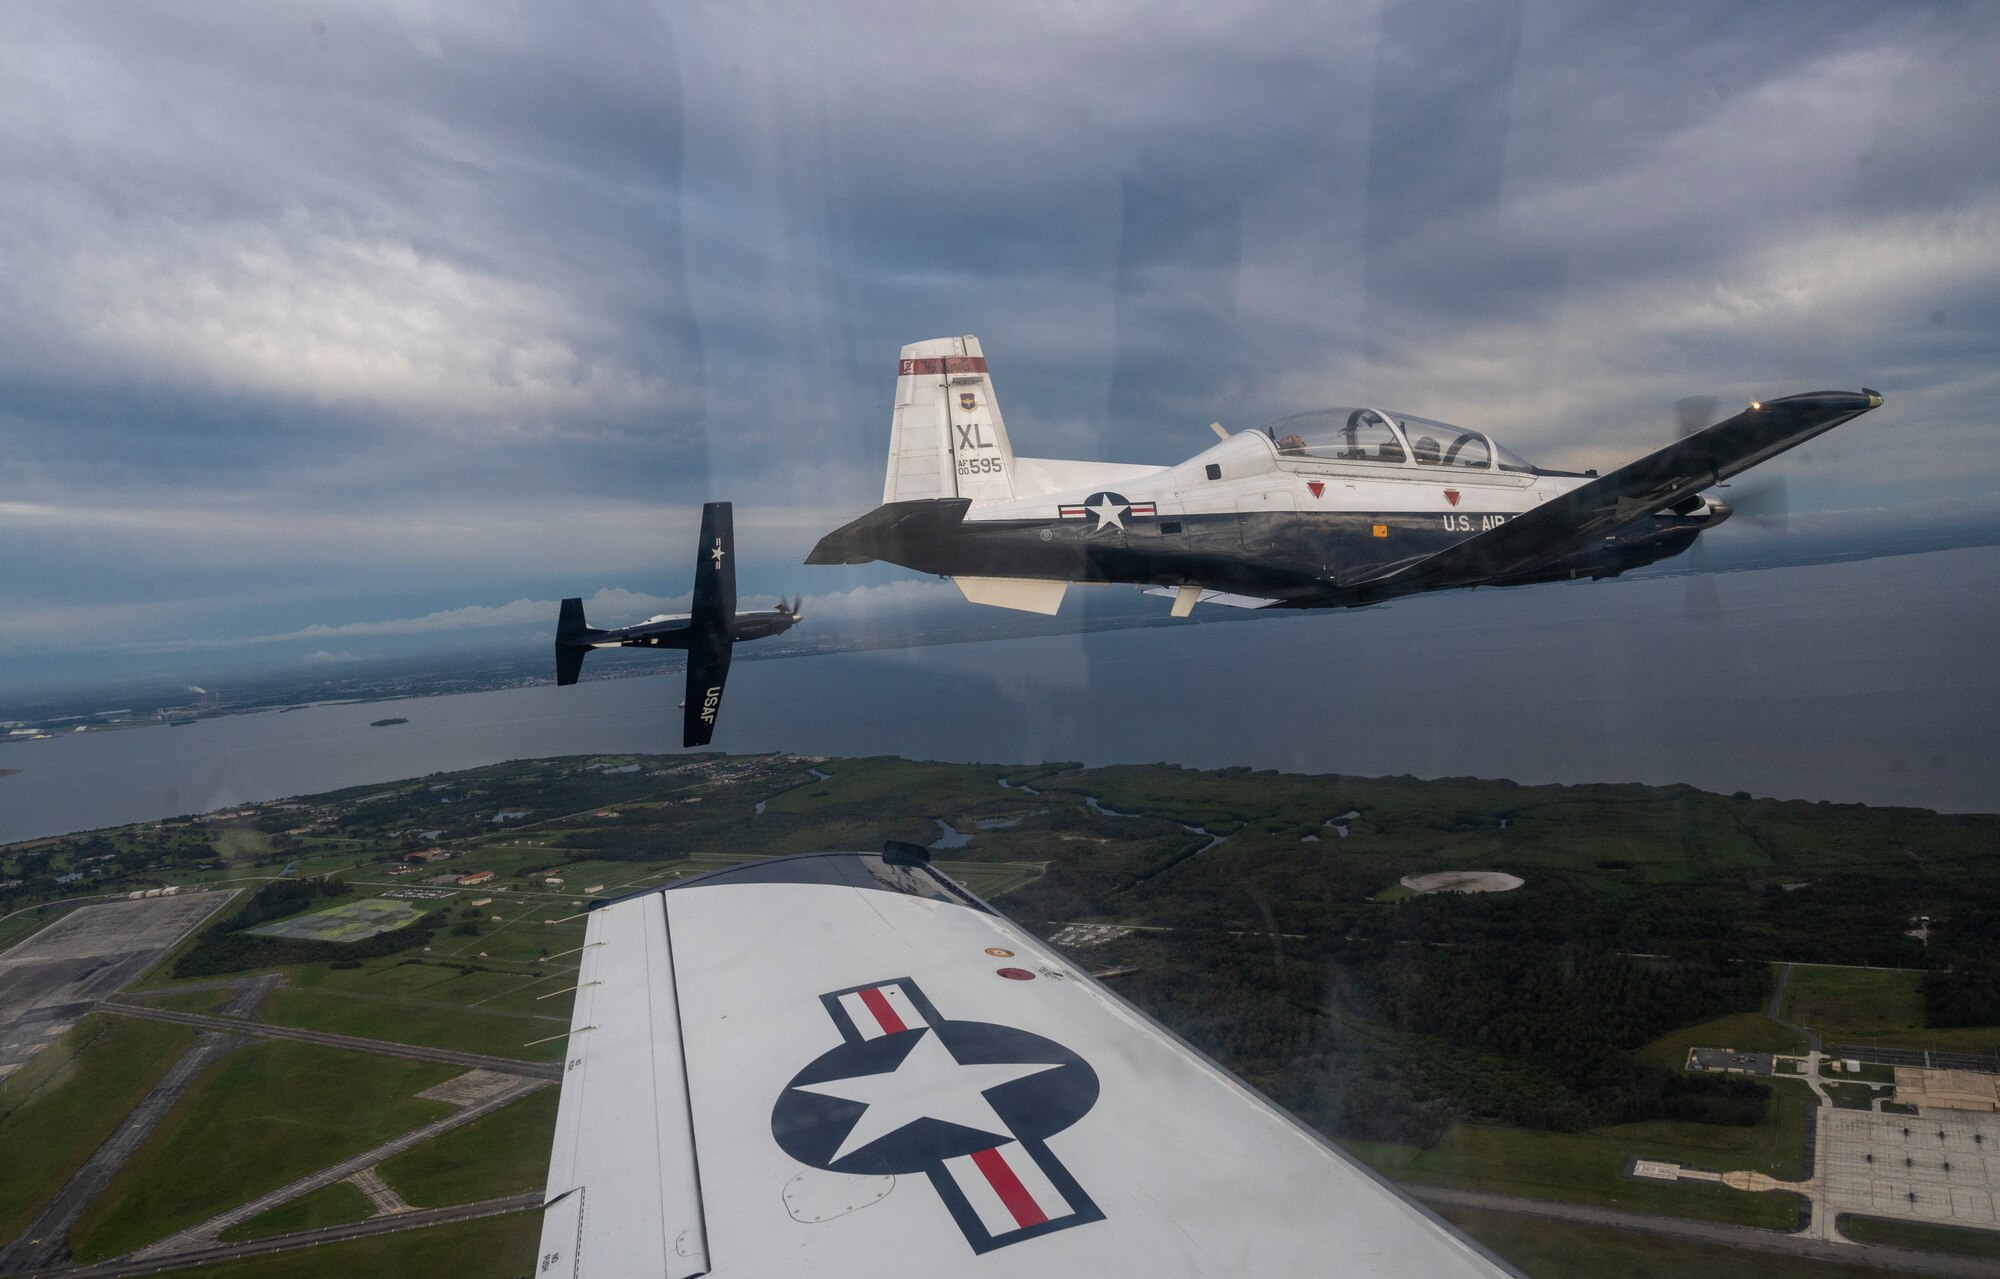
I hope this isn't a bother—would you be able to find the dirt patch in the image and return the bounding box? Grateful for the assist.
[1399,871,1524,895]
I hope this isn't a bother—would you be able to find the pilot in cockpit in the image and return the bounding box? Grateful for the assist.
[1410,433,1442,464]
[1277,433,1307,454]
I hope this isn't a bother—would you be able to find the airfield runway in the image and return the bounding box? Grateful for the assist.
[0,894,231,1078]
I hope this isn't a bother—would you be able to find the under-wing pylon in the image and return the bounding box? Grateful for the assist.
[555,501,802,748]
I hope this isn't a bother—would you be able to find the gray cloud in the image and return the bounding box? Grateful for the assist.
[2,0,1996,688]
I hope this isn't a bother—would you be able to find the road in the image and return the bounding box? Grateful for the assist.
[96,1002,561,1079]
[12,1195,541,1279]
[1409,1185,2000,1279]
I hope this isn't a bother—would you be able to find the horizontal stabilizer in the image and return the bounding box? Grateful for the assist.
[951,575,1068,615]
[555,597,607,687]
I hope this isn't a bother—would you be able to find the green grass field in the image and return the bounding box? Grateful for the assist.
[257,988,566,1062]
[284,956,577,1019]
[1783,966,1926,1038]
[379,1087,558,1207]
[1780,964,2000,1054]
[150,1210,539,1279]
[208,827,274,861]
[70,1041,457,1261]
[1438,1205,1912,1279]
[0,1016,194,1245]
[1839,1215,2000,1260]
[249,898,426,941]
[1347,1089,1814,1231]
[1824,1081,1884,1109]
[1632,1010,1807,1071]
[145,988,237,1015]
[216,1180,374,1242]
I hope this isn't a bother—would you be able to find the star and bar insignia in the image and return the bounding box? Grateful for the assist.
[771,977,1104,1254]
[1056,491,1155,533]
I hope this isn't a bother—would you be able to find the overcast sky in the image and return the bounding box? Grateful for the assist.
[3,0,1996,691]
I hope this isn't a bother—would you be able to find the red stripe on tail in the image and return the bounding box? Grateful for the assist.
[898,356,989,376]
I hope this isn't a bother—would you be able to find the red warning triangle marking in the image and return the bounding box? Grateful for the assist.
[1306,480,1324,499]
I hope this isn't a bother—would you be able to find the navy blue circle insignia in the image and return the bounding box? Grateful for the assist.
[770,977,1106,1253]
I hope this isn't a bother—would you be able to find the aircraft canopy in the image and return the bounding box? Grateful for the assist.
[1258,408,1535,473]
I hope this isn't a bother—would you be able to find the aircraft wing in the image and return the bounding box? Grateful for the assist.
[535,850,1516,1278]
[1344,389,1881,603]
[680,643,731,749]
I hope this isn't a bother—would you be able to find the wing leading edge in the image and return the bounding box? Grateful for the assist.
[538,851,1518,1278]
[1344,389,1882,603]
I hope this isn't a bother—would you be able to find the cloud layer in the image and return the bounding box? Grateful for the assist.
[2,0,1996,690]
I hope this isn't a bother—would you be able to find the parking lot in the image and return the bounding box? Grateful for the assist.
[1820,1108,2000,1233]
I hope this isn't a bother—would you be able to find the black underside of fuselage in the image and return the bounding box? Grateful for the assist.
[818,502,1705,606]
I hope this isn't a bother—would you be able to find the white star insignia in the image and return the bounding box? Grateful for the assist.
[1085,496,1127,533]
[794,1029,1060,1162]
[710,539,726,568]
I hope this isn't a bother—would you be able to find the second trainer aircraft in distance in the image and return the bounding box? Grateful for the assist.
[555,501,802,748]
[809,335,1882,615]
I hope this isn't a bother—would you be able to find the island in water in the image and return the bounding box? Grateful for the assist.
[368,717,409,728]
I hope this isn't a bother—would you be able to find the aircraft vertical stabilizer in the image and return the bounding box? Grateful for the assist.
[883,335,1018,507]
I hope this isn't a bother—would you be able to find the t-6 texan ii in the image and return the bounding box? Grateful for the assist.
[555,501,802,748]
[808,336,1882,615]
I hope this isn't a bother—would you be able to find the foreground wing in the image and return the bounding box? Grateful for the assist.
[537,851,1516,1278]
[1346,389,1881,603]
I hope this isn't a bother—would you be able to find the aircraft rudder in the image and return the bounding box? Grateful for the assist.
[883,335,1018,506]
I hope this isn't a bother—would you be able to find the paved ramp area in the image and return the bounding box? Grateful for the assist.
[1821,1108,2000,1232]
[0,893,231,1078]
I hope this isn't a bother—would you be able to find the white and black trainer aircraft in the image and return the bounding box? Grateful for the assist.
[555,501,802,748]
[809,336,1883,616]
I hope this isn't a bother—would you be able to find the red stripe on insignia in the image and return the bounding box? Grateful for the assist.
[899,356,989,376]
[858,986,906,1034]
[971,1147,1048,1228]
